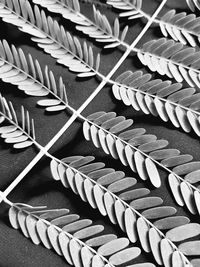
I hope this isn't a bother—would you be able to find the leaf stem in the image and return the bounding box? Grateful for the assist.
[0,191,12,206]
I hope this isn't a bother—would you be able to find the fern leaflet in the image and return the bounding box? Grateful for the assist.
[0,94,35,149]
[186,0,200,12]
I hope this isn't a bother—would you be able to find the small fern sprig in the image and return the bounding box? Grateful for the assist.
[50,155,195,266]
[83,111,200,216]
[32,0,129,49]
[0,94,36,149]
[7,202,145,267]
[112,70,200,137]
[0,0,101,78]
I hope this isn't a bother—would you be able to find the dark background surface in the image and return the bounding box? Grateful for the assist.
[0,0,199,266]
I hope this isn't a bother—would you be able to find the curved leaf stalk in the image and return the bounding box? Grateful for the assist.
[49,156,192,267]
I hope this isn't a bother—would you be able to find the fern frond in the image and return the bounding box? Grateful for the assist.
[50,155,193,266]
[32,0,129,49]
[0,0,101,78]
[9,203,144,266]
[186,0,200,12]
[112,70,200,137]
[0,39,69,112]
[0,94,35,149]
[82,111,200,216]
[137,37,200,88]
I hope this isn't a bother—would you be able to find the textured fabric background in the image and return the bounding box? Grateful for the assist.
[0,0,199,266]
